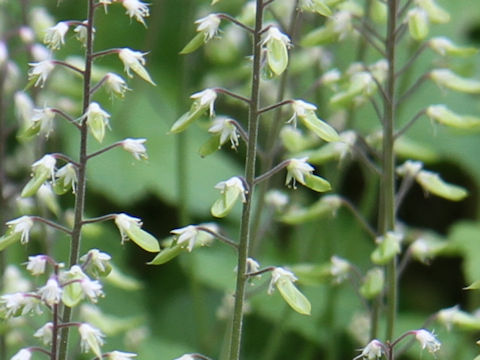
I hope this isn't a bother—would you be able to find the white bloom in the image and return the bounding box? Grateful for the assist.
[396,160,423,177]
[1,293,26,317]
[105,73,130,97]
[265,190,289,210]
[14,91,34,123]
[28,60,55,87]
[215,176,247,203]
[26,255,48,276]
[31,107,55,137]
[79,323,105,355]
[290,100,317,126]
[80,278,104,303]
[285,157,314,188]
[32,154,57,182]
[56,163,78,193]
[208,117,239,149]
[246,258,260,274]
[321,68,342,85]
[99,0,112,12]
[6,216,34,244]
[73,21,92,47]
[174,355,195,360]
[80,249,111,274]
[171,225,199,252]
[268,267,297,295]
[414,329,441,354]
[34,322,53,345]
[107,351,137,360]
[84,102,111,143]
[191,88,217,117]
[30,44,51,62]
[330,255,350,282]
[121,138,148,160]
[0,42,7,67]
[262,26,291,48]
[38,278,62,306]
[118,48,154,85]
[10,349,32,360]
[114,214,142,244]
[44,22,69,50]
[357,339,383,360]
[122,0,150,26]
[195,14,221,41]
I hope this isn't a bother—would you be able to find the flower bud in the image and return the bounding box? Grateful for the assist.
[430,69,480,94]
[268,267,311,315]
[44,22,69,50]
[426,104,480,129]
[429,37,478,57]
[262,27,291,76]
[415,170,468,201]
[371,231,403,265]
[121,138,148,160]
[118,48,155,85]
[408,8,429,41]
[211,176,247,218]
[359,268,384,299]
[85,102,111,143]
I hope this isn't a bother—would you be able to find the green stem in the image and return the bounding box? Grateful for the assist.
[382,0,399,345]
[228,1,264,359]
[58,1,95,359]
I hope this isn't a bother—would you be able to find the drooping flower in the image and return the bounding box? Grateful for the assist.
[44,22,69,50]
[80,277,104,303]
[190,88,217,117]
[268,267,297,295]
[34,322,54,345]
[173,355,195,360]
[107,351,138,360]
[291,100,317,125]
[208,117,240,149]
[414,329,441,354]
[195,14,221,41]
[73,21,93,47]
[26,255,48,276]
[285,157,314,188]
[122,0,150,26]
[171,225,199,252]
[6,216,34,244]
[262,26,292,75]
[31,107,56,137]
[79,323,105,357]
[121,138,148,160]
[105,72,130,98]
[215,176,247,203]
[28,60,55,87]
[114,214,143,244]
[355,339,384,360]
[80,249,112,277]
[113,214,159,252]
[55,163,78,194]
[38,278,62,306]
[10,349,32,360]
[32,154,57,182]
[118,48,155,85]
[84,102,111,143]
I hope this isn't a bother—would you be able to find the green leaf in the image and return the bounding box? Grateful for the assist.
[0,232,21,252]
[169,105,206,134]
[125,226,160,252]
[180,33,206,55]
[199,135,221,157]
[276,278,311,315]
[304,174,331,192]
[211,185,242,218]
[416,170,468,201]
[301,112,340,142]
[148,244,185,265]
[267,38,288,76]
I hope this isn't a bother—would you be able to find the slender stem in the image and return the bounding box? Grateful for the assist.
[51,108,81,129]
[50,303,58,360]
[218,14,254,34]
[195,226,239,250]
[228,119,249,145]
[397,73,429,105]
[51,153,80,167]
[394,108,426,139]
[58,1,95,359]
[253,160,289,185]
[228,1,264,359]
[257,99,293,115]
[89,75,109,95]
[81,214,116,225]
[86,142,122,159]
[28,347,52,357]
[91,48,120,59]
[51,60,85,76]
[382,0,399,344]
[340,199,377,239]
[30,216,72,235]
[353,24,387,57]
[245,266,275,277]
[214,87,252,104]
[395,42,428,78]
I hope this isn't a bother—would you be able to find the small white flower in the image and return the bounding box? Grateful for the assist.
[171,225,199,252]
[14,91,34,124]
[31,44,51,62]
[38,278,62,306]
[6,216,34,244]
[79,323,105,355]
[10,349,32,360]
[246,258,260,274]
[56,163,78,193]
[396,160,423,177]
[122,138,148,160]
[31,107,56,137]
[262,26,291,48]
[122,0,150,26]
[330,255,350,282]
[84,102,111,143]
[268,267,297,295]
[114,214,142,244]
[32,154,57,182]
[80,278,104,303]
[105,73,130,97]
[80,249,111,275]
[1,293,26,317]
[195,14,221,41]
[107,351,137,360]
[74,21,93,47]
[414,329,441,354]
[285,157,314,188]
[0,42,8,67]
[208,117,239,149]
[214,176,247,203]
[118,48,154,85]
[437,305,462,331]
[34,322,53,345]
[44,22,69,50]
[356,339,383,360]
[99,0,112,12]
[26,255,48,276]
[28,60,55,87]
[265,190,289,210]
[191,88,217,117]
[173,355,195,360]
[290,100,317,126]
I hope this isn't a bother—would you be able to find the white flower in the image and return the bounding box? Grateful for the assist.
[31,107,55,137]
[357,339,383,360]
[121,138,148,160]
[262,26,291,48]
[80,278,104,303]
[171,225,199,252]
[114,214,142,244]
[122,0,150,26]
[118,48,154,85]
[14,91,34,124]
[26,255,47,276]
[44,22,69,50]
[268,267,297,295]
[396,160,423,177]
[208,117,239,149]
[107,351,137,360]
[74,21,92,47]
[195,14,221,41]
[330,255,350,282]
[80,249,111,275]
[105,73,130,97]
[215,176,247,203]
[173,355,195,360]
[0,41,7,67]
[290,100,317,125]
[79,323,105,356]
[246,258,260,274]
[191,88,217,117]
[34,322,53,345]
[38,278,62,306]
[99,0,112,12]
[28,60,55,87]
[31,44,51,62]
[265,190,289,210]
[285,157,314,188]
[1,293,26,317]
[32,154,57,182]
[56,163,78,193]
[414,329,441,354]
[84,102,111,143]
[6,216,34,244]
[10,349,32,360]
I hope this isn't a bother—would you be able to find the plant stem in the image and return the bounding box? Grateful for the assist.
[228,1,264,359]
[58,1,95,359]
[382,0,399,345]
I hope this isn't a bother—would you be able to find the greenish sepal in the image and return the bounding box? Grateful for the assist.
[267,38,288,76]
[300,144,338,164]
[0,231,21,252]
[169,104,206,134]
[408,9,429,41]
[359,268,384,299]
[280,126,312,153]
[180,33,206,55]
[289,263,332,285]
[426,105,480,129]
[300,26,337,47]
[21,173,49,198]
[211,186,242,218]
[62,282,84,308]
[309,0,332,16]
[431,70,480,94]
[148,243,185,265]
[371,233,401,265]
[304,174,331,192]
[52,178,70,195]
[199,135,221,157]
[301,111,340,142]
[417,0,450,23]
[18,122,41,140]
[84,328,103,359]
[416,170,468,201]
[105,265,142,290]
[24,75,38,91]
[276,278,311,315]
[125,226,160,252]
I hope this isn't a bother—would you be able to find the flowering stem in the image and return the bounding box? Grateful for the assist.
[340,198,377,239]
[257,99,293,115]
[395,42,428,78]
[51,60,85,76]
[213,87,252,104]
[28,347,52,357]
[51,108,81,129]
[228,119,249,145]
[91,48,120,59]
[89,75,109,95]
[51,303,59,360]
[397,73,429,105]
[81,214,116,225]
[86,142,122,159]
[245,266,275,277]
[218,14,254,34]
[253,160,289,185]
[353,24,387,57]
[58,1,95,359]
[394,108,426,139]
[51,153,80,167]
[195,226,239,250]
[228,1,265,359]
[30,216,72,235]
